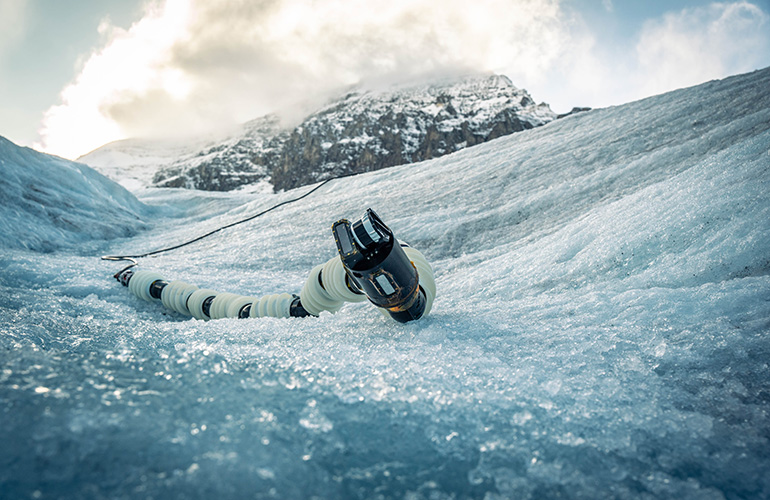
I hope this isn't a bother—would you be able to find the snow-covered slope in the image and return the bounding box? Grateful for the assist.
[79,116,282,192]
[1,67,769,499]
[80,74,554,192]
[0,136,149,252]
[269,74,555,191]
[76,136,208,191]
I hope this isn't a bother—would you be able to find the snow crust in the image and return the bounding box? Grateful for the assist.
[0,137,150,252]
[1,68,770,499]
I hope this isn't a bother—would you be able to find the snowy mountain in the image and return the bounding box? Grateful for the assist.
[80,74,555,192]
[268,74,555,191]
[80,115,284,192]
[2,67,769,500]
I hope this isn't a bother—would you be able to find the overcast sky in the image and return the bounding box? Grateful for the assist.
[1,0,769,160]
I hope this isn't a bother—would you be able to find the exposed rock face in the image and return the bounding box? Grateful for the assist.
[85,74,556,192]
[270,75,555,191]
[152,116,288,191]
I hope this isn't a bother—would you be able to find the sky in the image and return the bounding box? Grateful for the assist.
[0,0,769,160]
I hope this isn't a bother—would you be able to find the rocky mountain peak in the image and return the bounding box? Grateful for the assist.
[82,74,557,192]
[269,73,554,191]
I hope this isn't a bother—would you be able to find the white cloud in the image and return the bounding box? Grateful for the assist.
[38,0,194,158]
[38,0,572,159]
[531,1,770,113]
[36,0,770,159]
[634,2,770,98]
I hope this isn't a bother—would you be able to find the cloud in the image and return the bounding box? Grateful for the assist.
[38,0,572,159]
[634,2,770,98]
[38,0,195,158]
[532,1,770,112]
[37,0,770,160]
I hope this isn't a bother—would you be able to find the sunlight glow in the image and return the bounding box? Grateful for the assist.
[35,0,770,159]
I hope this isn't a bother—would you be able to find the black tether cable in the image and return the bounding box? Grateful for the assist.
[101,174,351,266]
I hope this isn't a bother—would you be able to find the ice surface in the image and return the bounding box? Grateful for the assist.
[0,137,151,252]
[1,67,770,499]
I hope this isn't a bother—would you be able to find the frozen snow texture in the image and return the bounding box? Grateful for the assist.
[0,137,150,252]
[1,67,770,499]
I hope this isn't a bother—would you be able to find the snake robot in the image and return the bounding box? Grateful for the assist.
[111,209,436,323]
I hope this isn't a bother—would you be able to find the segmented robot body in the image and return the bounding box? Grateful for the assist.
[112,209,436,323]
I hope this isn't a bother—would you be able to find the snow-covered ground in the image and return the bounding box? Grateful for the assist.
[1,67,769,499]
[0,137,152,252]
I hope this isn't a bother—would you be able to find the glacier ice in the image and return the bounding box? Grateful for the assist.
[1,67,769,499]
[0,137,151,252]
